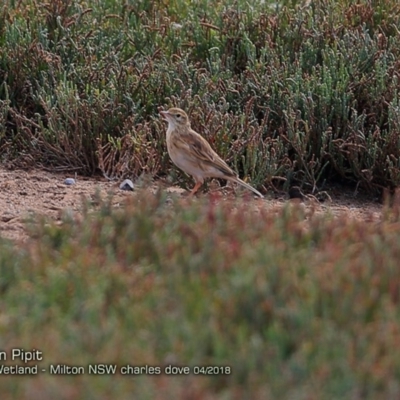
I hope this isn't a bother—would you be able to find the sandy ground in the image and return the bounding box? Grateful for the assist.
[0,167,382,241]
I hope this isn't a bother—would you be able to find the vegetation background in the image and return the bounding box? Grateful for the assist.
[1,0,400,399]
[2,0,400,192]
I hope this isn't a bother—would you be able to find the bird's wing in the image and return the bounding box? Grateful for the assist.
[176,129,236,177]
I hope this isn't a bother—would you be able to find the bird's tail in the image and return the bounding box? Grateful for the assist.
[229,177,264,198]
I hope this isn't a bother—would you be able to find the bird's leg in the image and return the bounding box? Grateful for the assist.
[189,182,202,196]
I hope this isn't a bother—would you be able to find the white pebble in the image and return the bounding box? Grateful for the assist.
[64,178,76,185]
[119,179,134,191]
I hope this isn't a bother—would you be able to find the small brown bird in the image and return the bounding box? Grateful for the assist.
[160,107,263,198]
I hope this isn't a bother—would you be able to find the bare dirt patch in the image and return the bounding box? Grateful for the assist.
[0,167,382,242]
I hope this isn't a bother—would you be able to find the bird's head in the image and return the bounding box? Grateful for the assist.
[160,108,189,130]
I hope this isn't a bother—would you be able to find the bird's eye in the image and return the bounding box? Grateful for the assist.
[176,114,181,118]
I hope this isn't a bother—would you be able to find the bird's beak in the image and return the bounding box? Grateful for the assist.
[160,111,169,121]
